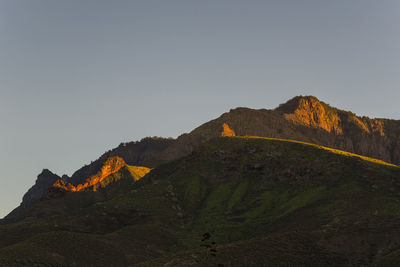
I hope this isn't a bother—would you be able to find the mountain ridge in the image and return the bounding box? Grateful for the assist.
[13,137,174,214]
[12,95,400,219]
[147,95,400,167]
[21,169,60,207]
[52,156,128,192]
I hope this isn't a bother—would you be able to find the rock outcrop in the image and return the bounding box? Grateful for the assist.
[76,156,127,191]
[52,156,127,192]
[221,123,236,137]
[21,169,61,206]
[276,96,342,134]
[67,137,173,186]
[45,156,151,196]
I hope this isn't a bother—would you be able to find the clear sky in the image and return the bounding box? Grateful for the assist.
[1,0,399,218]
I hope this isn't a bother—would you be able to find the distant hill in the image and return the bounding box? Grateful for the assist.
[1,137,399,266]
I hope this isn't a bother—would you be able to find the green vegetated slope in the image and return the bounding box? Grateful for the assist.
[1,137,400,266]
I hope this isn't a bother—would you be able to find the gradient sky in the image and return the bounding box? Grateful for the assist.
[1,0,399,218]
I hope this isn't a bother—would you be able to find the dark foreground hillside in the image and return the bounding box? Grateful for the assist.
[1,137,400,266]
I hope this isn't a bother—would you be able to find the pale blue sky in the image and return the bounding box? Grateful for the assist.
[1,0,399,218]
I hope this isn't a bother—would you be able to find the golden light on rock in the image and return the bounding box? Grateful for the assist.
[283,97,342,134]
[221,123,236,137]
[52,156,151,192]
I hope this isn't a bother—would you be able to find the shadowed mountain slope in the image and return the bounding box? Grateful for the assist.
[1,137,399,266]
[21,169,61,207]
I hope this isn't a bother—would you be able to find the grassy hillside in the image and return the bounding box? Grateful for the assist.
[1,137,400,266]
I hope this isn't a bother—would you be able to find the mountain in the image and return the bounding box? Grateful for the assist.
[7,156,151,220]
[21,169,61,207]
[15,96,400,216]
[1,137,399,266]
[67,137,173,186]
[46,156,150,194]
[52,156,128,192]
[12,137,174,215]
[148,96,400,166]
[3,95,400,266]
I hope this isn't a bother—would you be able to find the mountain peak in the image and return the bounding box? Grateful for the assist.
[21,169,60,205]
[38,169,56,177]
[275,95,322,114]
[275,95,342,134]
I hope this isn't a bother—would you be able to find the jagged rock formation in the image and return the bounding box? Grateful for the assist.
[67,137,173,186]
[21,169,61,207]
[15,137,173,212]
[6,169,62,219]
[40,157,151,201]
[148,96,400,166]
[276,96,343,134]
[52,157,127,192]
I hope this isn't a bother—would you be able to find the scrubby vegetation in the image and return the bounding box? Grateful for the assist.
[1,137,400,266]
